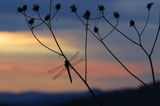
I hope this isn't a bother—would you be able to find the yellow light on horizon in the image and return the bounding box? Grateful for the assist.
[0,31,79,55]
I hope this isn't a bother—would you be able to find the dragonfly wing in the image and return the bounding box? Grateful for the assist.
[52,68,65,80]
[47,64,64,74]
[71,58,83,66]
[69,51,79,61]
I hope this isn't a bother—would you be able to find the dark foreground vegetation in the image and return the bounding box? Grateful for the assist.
[60,82,160,106]
[0,82,160,106]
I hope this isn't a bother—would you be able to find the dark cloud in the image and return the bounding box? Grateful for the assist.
[0,0,159,31]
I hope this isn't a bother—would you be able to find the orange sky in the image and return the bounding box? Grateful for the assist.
[0,31,159,93]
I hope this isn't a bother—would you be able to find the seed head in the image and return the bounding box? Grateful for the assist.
[114,12,120,19]
[70,5,77,13]
[55,3,61,11]
[33,3,39,12]
[17,7,23,13]
[98,5,105,12]
[44,14,51,21]
[28,18,34,25]
[130,20,135,27]
[94,26,99,33]
[83,10,91,20]
[147,2,154,10]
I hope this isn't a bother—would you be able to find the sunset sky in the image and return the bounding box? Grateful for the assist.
[0,0,160,93]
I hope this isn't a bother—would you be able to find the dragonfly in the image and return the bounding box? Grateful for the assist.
[47,51,83,83]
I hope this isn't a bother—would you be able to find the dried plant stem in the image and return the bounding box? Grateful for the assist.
[85,20,89,82]
[74,12,148,87]
[22,11,102,106]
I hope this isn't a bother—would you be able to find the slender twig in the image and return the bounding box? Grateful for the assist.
[85,20,89,82]
[25,6,102,106]
[102,12,140,46]
[74,12,101,41]
[150,12,160,56]
[73,12,148,87]
[133,26,142,45]
[23,13,62,56]
[102,18,119,40]
[140,10,151,35]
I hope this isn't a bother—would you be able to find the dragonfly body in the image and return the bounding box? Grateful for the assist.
[64,60,72,83]
[47,51,83,83]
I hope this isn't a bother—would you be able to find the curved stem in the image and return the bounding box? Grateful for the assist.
[133,26,142,45]
[75,12,101,41]
[74,12,148,87]
[102,18,119,40]
[140,10,150,35]
[102,13,140,46]
[150,12,160,56]
[100,41,148,87]
[23,13,62,56]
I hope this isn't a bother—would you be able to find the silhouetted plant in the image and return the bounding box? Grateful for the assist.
[18,1,102,106]
[71,2,159,87]
[18,1,160,106]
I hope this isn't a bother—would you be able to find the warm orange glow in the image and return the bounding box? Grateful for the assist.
[0,31,79,56]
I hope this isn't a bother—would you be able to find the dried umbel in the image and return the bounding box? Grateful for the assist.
[32,3,39,12]
[44,14,51,21]
[55,3,61,11]
[28,18,35,25]
[98,5,105,12]
[114,12,120,19]
[17,5,27,13]
[94,26,99,33]
[17,7,23,13]
[83,10,91,20]
[147,2,154,10]
[22,5,27,12]
[130,20,135,27]
[70,5,77,13]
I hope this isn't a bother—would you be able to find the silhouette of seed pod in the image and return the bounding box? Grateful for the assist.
[22,5,27,11]
[130,20,135,27]
[114,12,120,19]
[147,2,154,10]
[94,26,99,33]
[44,14,51,21]
[83,10,91,20]
[55,3,61,11]
[98,5,105,12]
[33,3,39,12]
[28,18,34,25]
[70,5,77,13]
[17,7,23,13]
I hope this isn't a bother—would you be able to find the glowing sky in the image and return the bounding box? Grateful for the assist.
[0,0,160,93]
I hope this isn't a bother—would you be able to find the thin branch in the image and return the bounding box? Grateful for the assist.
[102,18,119,40]
[49,10,58,22]
[70,64,102,106]
[74,12,101,41]
[150,12,160,56]
[85,20,89,82]
[149,56,156,85]
[74,12,148,87]
[140,10,151,35]
[133,26,142,45]
[23,14,62,56]
[102,12,140,46]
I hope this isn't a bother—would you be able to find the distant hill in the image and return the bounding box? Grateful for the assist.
[0,90,100,106]
[0,82,160,106]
